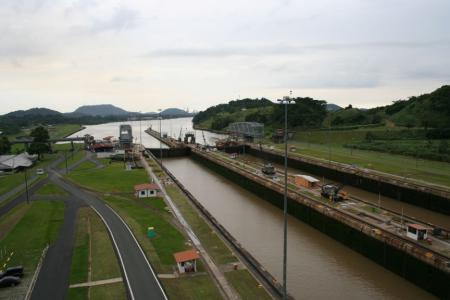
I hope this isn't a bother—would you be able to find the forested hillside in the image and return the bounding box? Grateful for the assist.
[193,86,450,131]
[193,97,327,130]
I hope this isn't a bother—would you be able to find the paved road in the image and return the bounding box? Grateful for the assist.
[52,174,167,300]
[0,178,49,218]
[2,151,167,300]
[30,194,81,300]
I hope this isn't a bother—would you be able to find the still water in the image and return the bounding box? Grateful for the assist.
[164,157,436,300]
[68,117,225,148]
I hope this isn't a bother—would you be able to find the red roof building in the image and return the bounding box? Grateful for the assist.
[174,249,200,274]
[134,183,160,198]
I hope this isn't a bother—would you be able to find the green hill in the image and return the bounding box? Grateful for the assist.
[193,97,327,131]
[327,85,450,128]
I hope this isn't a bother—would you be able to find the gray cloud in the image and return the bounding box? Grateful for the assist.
[70,6,139,35]
[146,40,450,58]
[1,0,50,13]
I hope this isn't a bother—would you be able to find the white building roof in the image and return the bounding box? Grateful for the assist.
[294,174,319,183]
[0,152,37,170]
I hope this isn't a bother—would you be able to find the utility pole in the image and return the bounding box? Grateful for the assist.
[277,90,293,300]
[140,111,142,149]
[158,109,162,166]
[24,168,29,204]
[65,151,68,174]
[328,124,331,165]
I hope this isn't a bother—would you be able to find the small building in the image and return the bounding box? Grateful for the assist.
[294,174,319,188]
[134,183,160,198]
[0,152,37,173]
[174,249,200,274]
[406,224,429,241]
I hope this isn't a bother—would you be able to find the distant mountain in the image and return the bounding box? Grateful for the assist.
[326,103,342,112]
[5,107,62,117]
[160,108,191,116]
[72,104,129,116]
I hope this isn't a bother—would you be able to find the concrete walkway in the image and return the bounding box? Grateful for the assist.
[141,155,240,300]
[69,277,123,288]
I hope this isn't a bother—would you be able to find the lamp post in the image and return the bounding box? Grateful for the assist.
[158,109,162,165]
[139,111,142,149]
[65,151,68,174]
[277,91,293,300]
[24,167,29,204]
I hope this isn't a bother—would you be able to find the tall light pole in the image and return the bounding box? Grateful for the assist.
[277,90,293,300]
[158,109,162,165]
[139,111,142,149]
[24,167,29,204]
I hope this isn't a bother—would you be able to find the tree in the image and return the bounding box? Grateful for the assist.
[29,126,50,159]
[0,136,11,154]
[438,140,449,154]
[365,131,375,142]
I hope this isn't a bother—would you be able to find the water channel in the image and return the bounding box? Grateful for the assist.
[71,118,441,299]
[68,117,225,148]
[164,157,436,299]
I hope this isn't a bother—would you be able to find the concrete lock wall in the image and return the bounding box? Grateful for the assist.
[147,147,191,158]
[190,151,450,299]
[247,147,450,216]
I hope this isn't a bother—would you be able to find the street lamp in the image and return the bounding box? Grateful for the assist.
[139,111,142,149]
[158,109,162,165]
[277,91,293,300]
[24,166,29,204]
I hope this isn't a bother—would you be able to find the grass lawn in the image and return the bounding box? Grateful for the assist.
[103,195,186,266]
[224,270,272,300]
[67,287,88,300]
[0,201,64,273]
[68,207,126,300]
[6,124,83,154]
[0,204,30,241]
[68,162,148,194]
[278,128,450,186]
[103,195,225,299]
[69,207,90,284]
[91,208,122,281]
[69,207,122,283]
[53,142,84,152]
[140,197,169,211]
[90,282,126,300]
[165,185,236,265]
[36,183,68,196]
[73,160,97,172]
[57,150,86,170]
[48,124,83,139]
[160,275,223,300]
[269,141,450,187]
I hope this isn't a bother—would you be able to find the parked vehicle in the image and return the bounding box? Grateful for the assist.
[0,276,21,288]
[321,184,348,202]
[3,266,24,278]
[36,168,44,175]
[261,163,276,175]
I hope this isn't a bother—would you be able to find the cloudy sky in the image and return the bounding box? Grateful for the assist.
[0,0,449,114]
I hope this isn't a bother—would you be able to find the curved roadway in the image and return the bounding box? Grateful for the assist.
[1,152,167,300]
[52,174,168,300]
